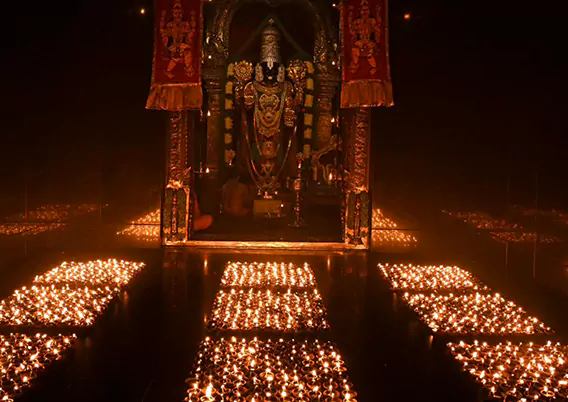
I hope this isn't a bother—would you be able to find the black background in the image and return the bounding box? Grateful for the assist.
[1,0,566,215]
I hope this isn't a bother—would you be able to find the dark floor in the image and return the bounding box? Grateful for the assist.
[1,206,567,402]
[8,251,479,402]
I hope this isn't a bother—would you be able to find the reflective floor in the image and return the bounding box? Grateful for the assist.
[0,252,496,401]
[1,206,568,401]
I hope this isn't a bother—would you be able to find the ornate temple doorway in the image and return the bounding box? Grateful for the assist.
[147,0,393,249]
[194,7,342,243]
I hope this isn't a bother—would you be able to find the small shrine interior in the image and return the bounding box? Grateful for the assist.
[149,0,393,248]
[195,2,343,242]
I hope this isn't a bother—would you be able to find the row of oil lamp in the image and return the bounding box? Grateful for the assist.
[186,261,354,400]
[448,340,568,400]
[490,231,561,244]
[0,259,144,327]
[379,263,487,292]
[33,259,145,287]
[186,337,356,402]
[208,288,329,332]
[0,223,66,237]
[116,209,161,242]
[1,258,144,400]
[443,211,522,230]
[1,333,76,401]
[1,204,99,237]
[379,263,565,399]
[380,263,552,335]
[6,204,98,222]
[0,285,117,327]
[443,210,562,244]
[403,292,552,335]
[512,206,568,227]
[371,209,418,246]
[220,262,316,289]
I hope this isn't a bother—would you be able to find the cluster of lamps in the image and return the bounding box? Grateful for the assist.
[1,258,144,327]
[443,211,521,230]
[382,261,564,398]
[490,231,561,244]
[443,210,561,244]
[33,259,145,287]
[116,209,161,241]
[448,340,568,400]
[186,337,356,401]
[1,204,98,237]
[0,285,118,327]
[371,209,418,246]
[0,333,76,401]
[379,263,487,291]
[0,258,145,400]
[403,292,552,335]
[0,223,65,236]
[208,288,329,332]
[220,262,316,288]
[8,204,98,222]
[187,260,356,400]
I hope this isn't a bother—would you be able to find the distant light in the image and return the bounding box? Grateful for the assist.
[140,8,146,15]
[404,13,411,20]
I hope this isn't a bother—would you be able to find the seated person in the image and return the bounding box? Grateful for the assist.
[222,172,256,216]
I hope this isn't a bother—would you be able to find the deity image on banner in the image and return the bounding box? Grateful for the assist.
[340,0,393,108]
[160,0,197,79]
[348,0,382,76]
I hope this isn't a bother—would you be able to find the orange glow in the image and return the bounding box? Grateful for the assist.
[448,340,568,400]
[208,288,329,332]
[221,262,316,288]
[116,209,160,241]
[404,13,411,20]
[34,259,145,287]
[403,292,553,335]
[185,338,355,401]
[372,208,418,247]
[0,333,76,400]
[379,263,487,291]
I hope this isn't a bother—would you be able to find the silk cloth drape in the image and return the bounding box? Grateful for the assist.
[341,0,393,108]
[147,0,203,110]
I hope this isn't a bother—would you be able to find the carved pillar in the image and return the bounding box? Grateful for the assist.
[203,68,225,172]
[343,108,371,248]
[315,74,341,150]
[162,111,191,245]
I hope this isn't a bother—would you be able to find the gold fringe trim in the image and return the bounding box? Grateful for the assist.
[340,80,394,109]
[146,83,203,111]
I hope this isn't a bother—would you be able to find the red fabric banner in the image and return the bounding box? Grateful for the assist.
[341,0,393,108]
[147,0,203,110]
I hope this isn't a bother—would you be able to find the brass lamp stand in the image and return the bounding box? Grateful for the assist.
[290,157,306,228]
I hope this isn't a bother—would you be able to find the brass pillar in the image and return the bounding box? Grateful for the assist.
[315,74,341,150]
[203,69,224,171]
[343,108,371,248]
[162,111,191,245]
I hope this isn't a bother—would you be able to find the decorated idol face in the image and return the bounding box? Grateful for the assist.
[261,62,279,84]
[173,7,183,22]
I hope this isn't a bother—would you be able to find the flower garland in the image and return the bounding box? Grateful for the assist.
[223,63,236,165]
[302,61,316,158]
